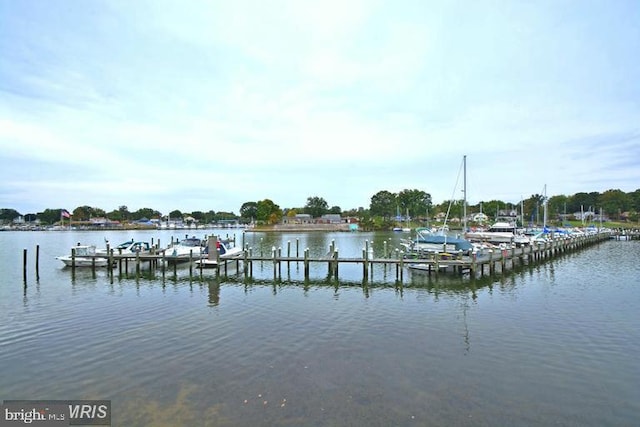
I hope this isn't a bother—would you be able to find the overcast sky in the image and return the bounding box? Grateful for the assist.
[1,0,639,215]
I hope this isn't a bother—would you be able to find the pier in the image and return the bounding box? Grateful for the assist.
[43,231,615,283]
[235,231,611,281]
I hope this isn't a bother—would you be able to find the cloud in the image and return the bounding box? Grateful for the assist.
[0,0,639,215]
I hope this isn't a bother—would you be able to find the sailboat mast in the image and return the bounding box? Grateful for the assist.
[543,184,547,229]
[463,155,467,232]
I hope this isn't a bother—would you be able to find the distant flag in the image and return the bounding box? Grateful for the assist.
[61,209,71,218]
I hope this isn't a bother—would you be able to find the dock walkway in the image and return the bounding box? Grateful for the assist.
[58,231,612,282]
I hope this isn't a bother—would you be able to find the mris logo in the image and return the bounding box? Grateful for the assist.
[1,400,111,426]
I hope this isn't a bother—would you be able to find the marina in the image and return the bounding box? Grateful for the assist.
[2,229,639,426]
[34,230,615,283]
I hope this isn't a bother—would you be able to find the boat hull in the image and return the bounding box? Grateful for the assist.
[57,256,110,268]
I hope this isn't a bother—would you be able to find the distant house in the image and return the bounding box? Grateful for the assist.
[282,213,312,224]
[471,212,489,222]
[573,211,595,221]
[434,212,447,221]
[319,214,342,224]
[90,217,109,226]
[498,209,518,218]
[344,217,359,224]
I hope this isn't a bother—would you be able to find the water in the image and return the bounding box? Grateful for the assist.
[1,230,639,426]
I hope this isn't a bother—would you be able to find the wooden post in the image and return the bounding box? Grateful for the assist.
[272,246,277,280]
[304,248,309,279]
[34,244,40,280]
[249,247,253,278]
[136,251,141,277]
[278,247,282,279]
[471,252,477,277]
[489,250,494,275]
[362,248,368,280]
[189,249,194,278]
[296,238,299,258]
[23,249,27,283]
[71,247,76,270]
[243,248,249,279]
[162,250,166,279]
[287,240,291,268]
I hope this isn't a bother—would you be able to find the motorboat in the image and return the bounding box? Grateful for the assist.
[97,239,152,256]
[195,239,243,268]
[465,219,531,246]
[164,236,206,263]
[56,245,110,267]
[401,227,474,256]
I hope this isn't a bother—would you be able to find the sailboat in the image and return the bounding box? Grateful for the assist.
[393,205,411,232]
[402,208,411,232]
[402,155,474,258]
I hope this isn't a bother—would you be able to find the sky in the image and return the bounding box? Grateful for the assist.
[1,0,639,216]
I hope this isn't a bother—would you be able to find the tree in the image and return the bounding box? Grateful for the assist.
[168,210,183,220]
[191,211,206,222]
[567,192,599,214]
[240,202,258,222]
[132,208,161,220]
[600,189,630,219]
[37,208,65,225]
[304,196,328,218]
[118,205,130,221]
[0,208,21,222]
[214,211,236,222]
[370,190,397,219]
[436,199,464,221]
[397,189,431,219]
[525,194,546,225]
[628,189,640,212]
[548,195,569,220]
[72,206,106,221]
[256,199,281,224]
[328,205,342,214]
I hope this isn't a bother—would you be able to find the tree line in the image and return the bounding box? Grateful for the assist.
[2,187,639,225]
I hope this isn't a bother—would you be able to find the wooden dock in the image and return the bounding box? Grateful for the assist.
[610,230,640,240]
[236,231,612,281]
[53,231,613,283]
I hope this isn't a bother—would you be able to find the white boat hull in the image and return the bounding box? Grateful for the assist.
[57,256,109,268]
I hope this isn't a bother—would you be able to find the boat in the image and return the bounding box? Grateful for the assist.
[401,227,474,256]
[402,155,474,257]
[164,236,206,263]
[56,245,110,267]
[464,218,531,246]
[393,206,411,232]
[97,239,152,256]
[195,239,243,268]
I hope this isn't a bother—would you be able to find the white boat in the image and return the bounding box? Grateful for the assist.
[97,239,152,256]
[465,219,531,246]
[195,239,243,268]
[164,236,206,263]
[56,245,110,267]
[401,227,474,256]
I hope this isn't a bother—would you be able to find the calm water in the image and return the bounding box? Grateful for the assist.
[1,230,638,426]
